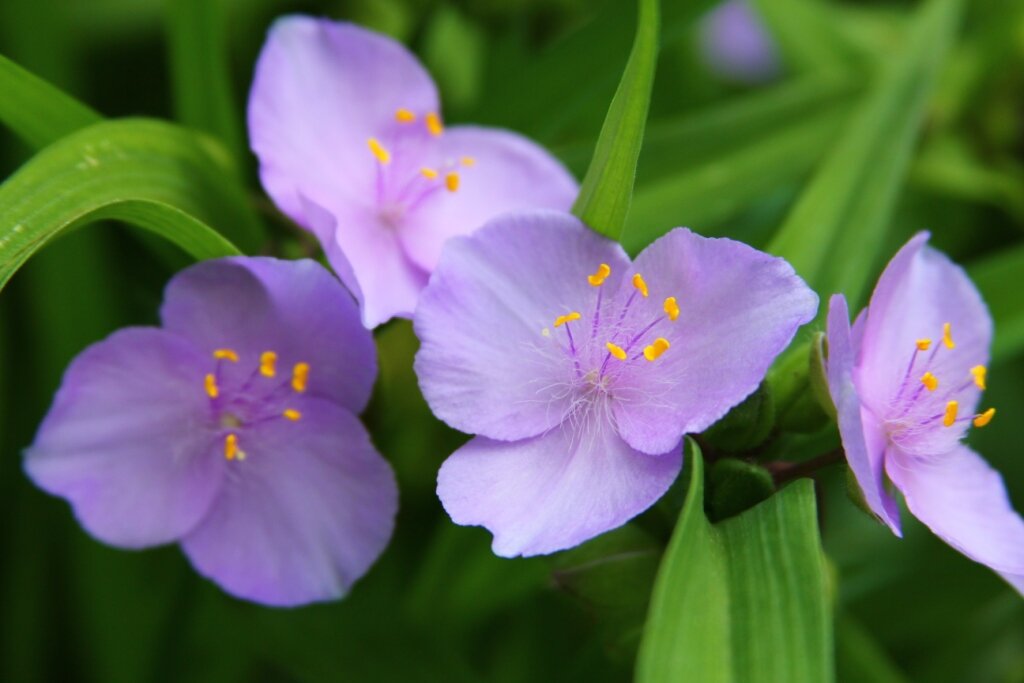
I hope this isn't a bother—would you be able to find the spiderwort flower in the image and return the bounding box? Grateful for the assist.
[699,0,781,83]
[414,211,817,556]
[825,233,1024,595]
[248,16,578,328]
[24,258,397,606]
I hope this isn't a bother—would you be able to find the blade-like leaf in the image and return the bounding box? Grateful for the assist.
[969,243,1024,363]
[636,443,833,683]
[572,0,659,239]
[0,118,263,291]
[767,0,962,309]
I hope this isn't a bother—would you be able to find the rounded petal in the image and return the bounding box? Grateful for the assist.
[437,417,682,557]
[887,444,1024,596]
[24,329,223,548]
[160,257,376,412]
[825,295,902,534]
[181,398,398,606]
[613,228,818,454]
[414,210,631,441]
[398,126,578,271]
[248,15,439,223]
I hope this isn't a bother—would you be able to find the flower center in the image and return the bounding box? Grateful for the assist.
[201,348,309,462]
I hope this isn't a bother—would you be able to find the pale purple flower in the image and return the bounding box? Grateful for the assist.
[414,211,817,556]
[825,233,1024,595]
[24,257,397,606]
[699,0,781,83]
[248,16,579,328]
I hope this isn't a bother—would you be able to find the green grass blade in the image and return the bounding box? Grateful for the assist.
[571,0,659,239]
[0,118,263,292]
[969,244,1024,363]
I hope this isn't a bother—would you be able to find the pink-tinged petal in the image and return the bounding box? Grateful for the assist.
[825,295,902,534]
[181,398,398,606]
[437,417,682,557]
[612,228,818,454]
[160,257,377,412]
[248,15,439,222]
[887,444,1024,596]
[858,232,992,419]
[398,126,578,271]
[24,329,223,548]
[415,211,631,441]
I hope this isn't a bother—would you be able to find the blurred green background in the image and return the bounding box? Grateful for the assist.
[1,0,1022,681]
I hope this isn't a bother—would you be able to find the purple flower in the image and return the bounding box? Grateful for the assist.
[414,211,817,556]
[825,233,1024,595]
[699,0,781,83]
[248,16,579,328]
[24,258,397,606]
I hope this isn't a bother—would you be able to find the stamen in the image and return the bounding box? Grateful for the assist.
[367,137,391,164]
[292,362,310,393]
[425,112,444,137]
[970,365,987,390]
[632,273,649,298]
[283,409,302,421]
[460,156,476,167]
[942,400,958,427]
[916,339,932,351]
[663,297,680,321]
[260,351,277,378]
[973,408,995,428]
[920,372,938,392]
[445,172,460,192]
[942,322,955,349]
[606,342,627,361]
[204,373,219,399]
[224,433,239,460]
[213,348,239,362]
[421,167,439,179]
[554,312,581,328]
[643,337,670,362]
[395,108,416,123]
[588,263,611,287]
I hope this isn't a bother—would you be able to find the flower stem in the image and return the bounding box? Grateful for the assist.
[767,449,844,485]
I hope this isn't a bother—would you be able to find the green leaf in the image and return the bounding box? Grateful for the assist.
[0,53,102,149]
[572,0,659,240]
[636,442,833,683]
[836,614,910,683]
[748,0,856,72]
[767,0,962,309]
[970,243,1024,363]
[0,118,264,292]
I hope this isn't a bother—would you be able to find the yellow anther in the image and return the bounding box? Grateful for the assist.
[260,351,277,378]
[643,337,671,362]
[292,362,310,393]
[942,322,955,349]
[460,156,476,167]
[663,296,680,321]
[445,172,460,192]
[916,338,932,352]
[606,342,627,361]
[367,137,391,164]
[920,372,938,391]
[204,373,219,399]
[632,273,649,298]
[224,433,239,460]
[425,112,444,137]
[395,108,416,123]
[213,348,239,362]
[421,167,439,179]
[970,365,987,390]
[942,400,959,427]
[283,409,302,422]
[973,407,995,428]
[588,263,611,287]
[553,311,581,328]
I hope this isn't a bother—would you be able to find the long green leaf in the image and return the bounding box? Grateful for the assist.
[0,118,261,291]
[969,243,1024,363]
[636,444,832,682]
[767,0,962,309]
[572,0,659,239]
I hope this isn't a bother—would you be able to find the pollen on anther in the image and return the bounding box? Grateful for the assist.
[445,172,460,192]
[970,365,987,390]
[395,108,416,123]
[663,297,680,321]
[942,322,955,349]
[224,433,239,460]
[213,348,239,362]
[260,351,277,378]
[643,337,670,362]
[606,342,627,361]
[588,263,611,287]
[204,373,219,399]
[421,167,439,179]
[283,409,302,421]
[554,312,581,328]
[921,372,938,392]
[916,338,932,352]
[632,273,649,297]
[973,407,995,428]
[425,112,444,137]
[292,362,310,393]
[942,400,959,427]
[367,137,391,164]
